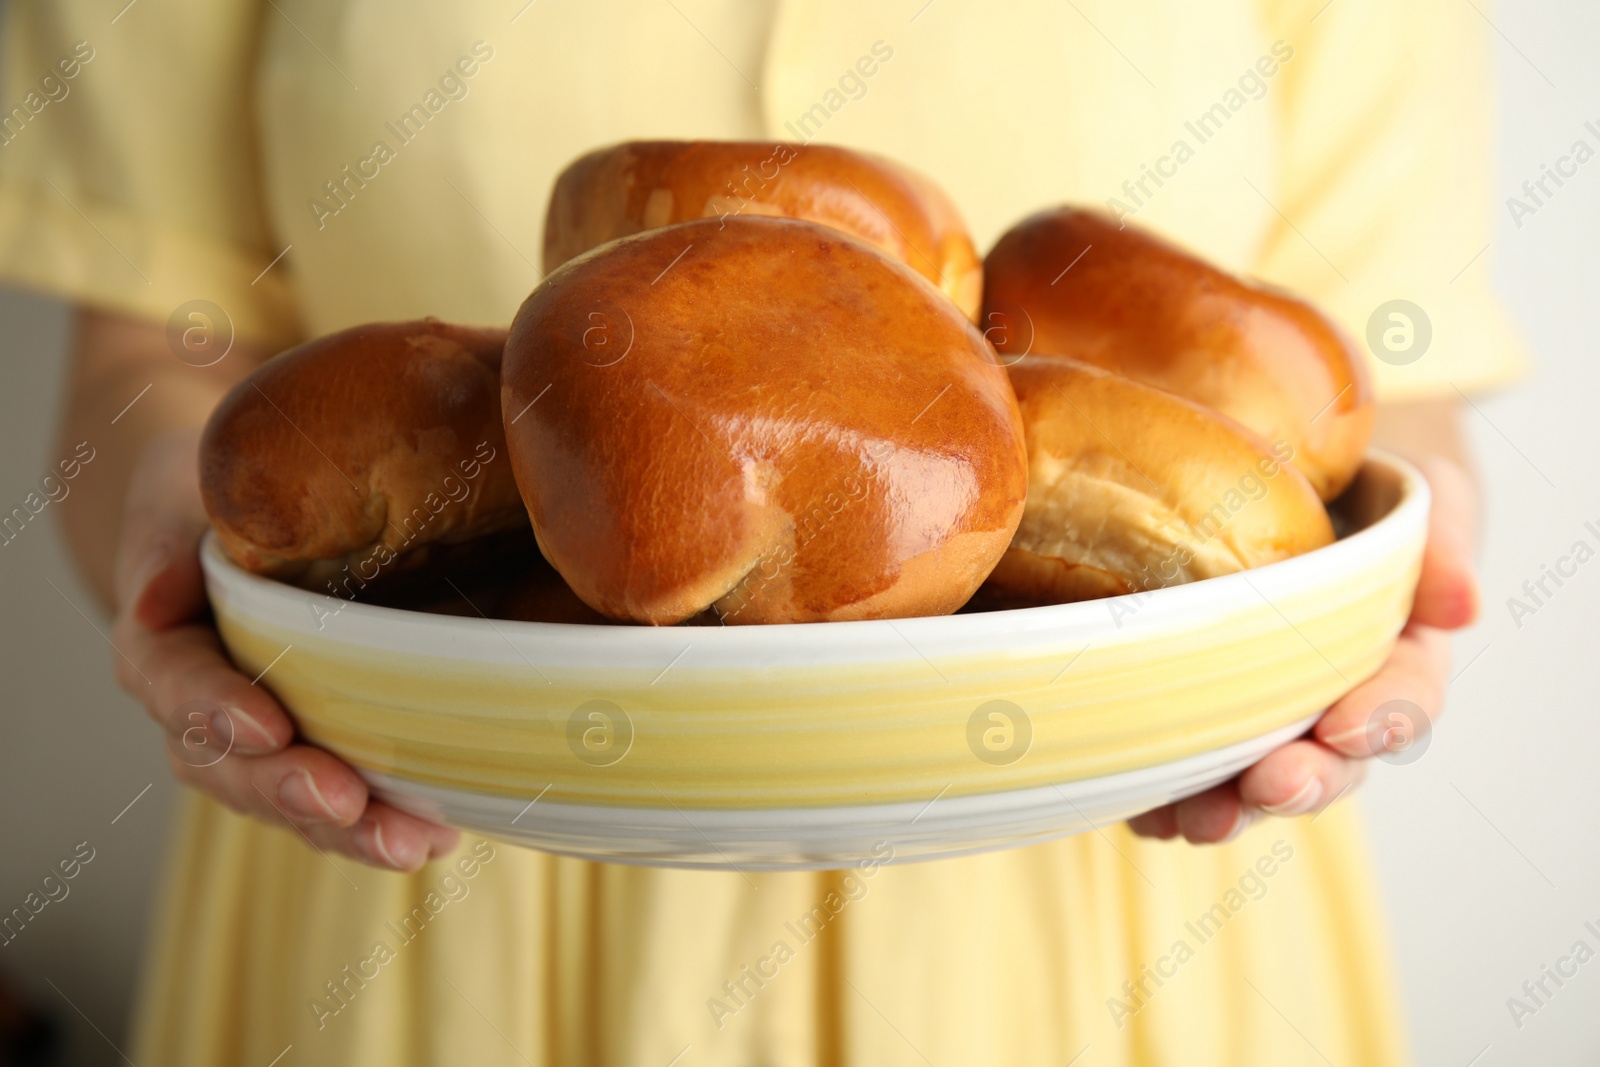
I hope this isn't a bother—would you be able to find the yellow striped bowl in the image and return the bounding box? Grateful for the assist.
[202,452,1427,869]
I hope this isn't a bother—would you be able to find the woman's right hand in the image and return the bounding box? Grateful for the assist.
[110,427,459,871]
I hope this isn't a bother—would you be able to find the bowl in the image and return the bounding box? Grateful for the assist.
[201,451,1428,870]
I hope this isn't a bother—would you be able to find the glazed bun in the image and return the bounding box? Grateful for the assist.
[977,356,1333,608]
[543,141,983,319]
[503,215,1028,626]
[201,320,526,587]
[983,208,1373,499]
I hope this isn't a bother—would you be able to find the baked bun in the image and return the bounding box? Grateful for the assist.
[977,356,1333,608]
[543,141,983,319]
[983,208,1373,499]
[201,320,527,588]
[504,215,1028,625]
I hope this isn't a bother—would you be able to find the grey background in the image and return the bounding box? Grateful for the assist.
[0,2,1596,1064]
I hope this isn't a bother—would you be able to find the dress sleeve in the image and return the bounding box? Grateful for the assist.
[1253,0,1527,400]
[0,0,299,349]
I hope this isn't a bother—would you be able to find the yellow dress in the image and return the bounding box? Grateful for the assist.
[0,1,1524,1063]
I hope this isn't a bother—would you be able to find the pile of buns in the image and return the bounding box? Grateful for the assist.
[202,141,1372,626]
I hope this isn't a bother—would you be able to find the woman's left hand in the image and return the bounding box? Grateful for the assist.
[1128,456,1480,843]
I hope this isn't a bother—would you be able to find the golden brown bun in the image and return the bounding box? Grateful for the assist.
[543,141,983,319]
[504,215,1028,626]
[200,320,527,587]
[976,356,1333,608]
[983,208,1373,499]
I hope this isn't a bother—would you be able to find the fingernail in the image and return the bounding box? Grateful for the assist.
[364,821,414,871]
[1261,777,1324,817]
[1321,724,1372,757]
[278,769,340,823]
[221,704,279,754]
[127,545,171,603]
[1220,808,1258,843]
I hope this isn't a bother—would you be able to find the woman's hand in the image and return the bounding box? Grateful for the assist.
[110,428,459,870]
[1129,452,1480,843]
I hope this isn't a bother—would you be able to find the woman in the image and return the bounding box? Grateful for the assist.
[3,0,1517,1062]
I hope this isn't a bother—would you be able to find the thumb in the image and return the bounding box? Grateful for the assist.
[115,428,210,632]
[1410,456,1479,631]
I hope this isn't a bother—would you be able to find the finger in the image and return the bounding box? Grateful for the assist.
[1237,738,1368,817]
[115,428,209,630]
[135,547,210,634]
[1173,781,1254,845]
[247,747,371,829]
[158,685,466,872]
[351,804,462,871]
[1411,457,1479,630]
[126,622,294,753]
[1316,625,1450,757]
[304,801,461,872]
[1128,804,1180,840]
[167,740,369,829]
[164,736,458,872]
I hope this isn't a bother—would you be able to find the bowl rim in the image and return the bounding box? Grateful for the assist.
[202,448,1429,661]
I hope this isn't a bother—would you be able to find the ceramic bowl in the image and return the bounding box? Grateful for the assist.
[201,451,1427,870]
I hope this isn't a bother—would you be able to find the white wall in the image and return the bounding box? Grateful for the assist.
[0,291,174,1066]
[0,2,1596,1065]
